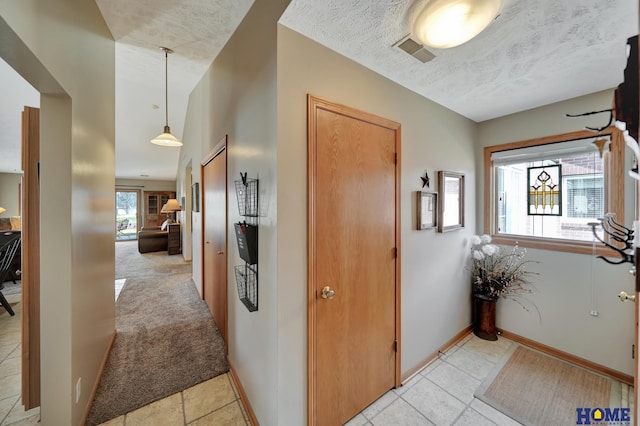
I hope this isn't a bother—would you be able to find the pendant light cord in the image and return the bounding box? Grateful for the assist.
[160,46,173,130]
[150,46,181,146]
[164,48,168,127]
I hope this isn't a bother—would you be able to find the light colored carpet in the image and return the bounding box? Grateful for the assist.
[115,240,186,280]
[86,241,229,425]
[476,345,625,426]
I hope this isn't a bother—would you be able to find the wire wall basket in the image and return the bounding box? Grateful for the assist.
[234,222,258,265]
[234,172,259,312]
[234,174,259,217]
[234,264,258,312]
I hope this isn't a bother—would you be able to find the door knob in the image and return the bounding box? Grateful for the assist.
[217,251,224,255]
[205,241,210,244]
[619,291,636,302]
[321,286,335,300]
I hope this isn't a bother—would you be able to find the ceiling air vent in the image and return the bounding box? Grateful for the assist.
[394,36,435,63]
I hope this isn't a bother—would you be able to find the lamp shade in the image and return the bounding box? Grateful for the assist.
[161,198,182,213]
[413,0,501,49]
[151,126,183,147]
[0,207,5,214]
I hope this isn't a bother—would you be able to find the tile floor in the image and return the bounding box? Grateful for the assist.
[344,333,524,426]
[0,292,40,426]
[97,373,250,426]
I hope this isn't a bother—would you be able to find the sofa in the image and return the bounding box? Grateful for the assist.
[138,221,169,253]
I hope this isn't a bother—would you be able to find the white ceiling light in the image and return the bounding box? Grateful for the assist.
[151,47,182,147]
[412,0,502,49]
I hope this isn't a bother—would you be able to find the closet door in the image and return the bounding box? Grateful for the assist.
[202,138,228,343]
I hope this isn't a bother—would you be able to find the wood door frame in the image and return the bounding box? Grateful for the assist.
[21,106,40,409]
[201,135,228,347]
[307,95,402,425]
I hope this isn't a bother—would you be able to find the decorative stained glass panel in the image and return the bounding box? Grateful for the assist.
[527,165,562,216]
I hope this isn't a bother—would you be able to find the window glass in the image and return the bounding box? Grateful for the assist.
[495,146,604,241]
[484,128,624,255]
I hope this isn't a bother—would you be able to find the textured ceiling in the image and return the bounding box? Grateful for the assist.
[1,0,637,179]
[280,0,638,122]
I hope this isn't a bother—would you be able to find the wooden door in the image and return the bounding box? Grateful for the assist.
[202,137,228,344]
[308,96,401,425]
[21,106,40,409]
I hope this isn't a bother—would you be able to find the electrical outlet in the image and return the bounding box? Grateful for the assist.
[75,378,81,404]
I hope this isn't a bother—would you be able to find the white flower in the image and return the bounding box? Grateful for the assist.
[480,234,492,244]
[482,244,500,256]
[472,250,485,260]
[470,235,481,245]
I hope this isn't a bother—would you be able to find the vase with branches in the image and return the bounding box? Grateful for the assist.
[470,234,539,340]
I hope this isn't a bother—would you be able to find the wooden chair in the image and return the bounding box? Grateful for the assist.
[0,234,21,316]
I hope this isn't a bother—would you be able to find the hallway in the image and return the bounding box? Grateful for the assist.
[96,332,522,425]
[88,241,236,425]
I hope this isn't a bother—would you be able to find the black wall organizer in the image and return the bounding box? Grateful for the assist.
[234,173,259,312]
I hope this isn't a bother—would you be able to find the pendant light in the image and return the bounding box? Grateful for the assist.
[151,47,182,147]
[412,0,502,49]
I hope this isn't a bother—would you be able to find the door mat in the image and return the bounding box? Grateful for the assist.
[475,345,631,426]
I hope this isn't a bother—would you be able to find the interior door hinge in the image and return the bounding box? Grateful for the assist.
[394,247,398,258]
[394,153,397,165]
[394,340,398,352]
[633,344,635,360]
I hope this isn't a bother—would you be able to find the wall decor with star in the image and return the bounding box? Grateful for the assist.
[420,172,430,188]
[416,171,437,230]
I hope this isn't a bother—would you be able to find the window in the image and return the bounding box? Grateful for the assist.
[484,128,624,254]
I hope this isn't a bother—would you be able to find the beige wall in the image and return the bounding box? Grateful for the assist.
[277,26,478,425]
[184,10,477,423]
[179,0,290,424]
[477,90,635,375]
[181,6,634,425]
[0,172,22,217]
[0,1,116,424]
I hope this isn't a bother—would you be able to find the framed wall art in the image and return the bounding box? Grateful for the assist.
[416,191,437,230]
[192,182,200,212]
[437,171,464,232]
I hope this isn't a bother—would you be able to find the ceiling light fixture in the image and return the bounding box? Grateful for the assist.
[412,0,502,49]
[151,47,182,147]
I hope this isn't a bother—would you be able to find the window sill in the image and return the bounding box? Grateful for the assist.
[490,234,625,258]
